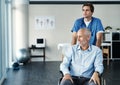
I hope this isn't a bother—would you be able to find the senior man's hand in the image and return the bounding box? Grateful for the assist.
[89,71,100,85]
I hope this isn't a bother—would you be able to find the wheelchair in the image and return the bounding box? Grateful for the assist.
[58,44,106,85]
[58,70,106,85]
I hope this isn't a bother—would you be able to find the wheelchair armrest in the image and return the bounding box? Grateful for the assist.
[58,71,64,85]
[59,70,64,77]
[100,74,105,85]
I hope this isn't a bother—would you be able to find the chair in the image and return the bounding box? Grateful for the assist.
[57,43,71,61]
[58,43,105,85]
[58,70,105,85]
[58,55,105,85]
[101,43,111,65]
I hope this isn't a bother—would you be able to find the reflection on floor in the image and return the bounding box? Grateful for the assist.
[2,60,120,85]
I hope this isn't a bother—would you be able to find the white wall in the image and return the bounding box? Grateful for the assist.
[29,4,120,61]
[94,5,120,28]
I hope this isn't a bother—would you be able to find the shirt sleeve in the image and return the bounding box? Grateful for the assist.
[94,48,104,75]
[71,20,78,32]
[60,46,73,75]
[71,18,82,32]
[96,19,104,33]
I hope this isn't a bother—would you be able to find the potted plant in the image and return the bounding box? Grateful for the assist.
[116,28,120,32]
[105,26,112,32]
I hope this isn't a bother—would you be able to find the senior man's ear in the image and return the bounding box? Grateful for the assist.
[87,35,91,41]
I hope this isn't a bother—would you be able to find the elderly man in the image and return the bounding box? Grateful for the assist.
[60,28,104,85]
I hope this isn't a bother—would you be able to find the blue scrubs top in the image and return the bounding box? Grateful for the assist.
[71,17,104,45]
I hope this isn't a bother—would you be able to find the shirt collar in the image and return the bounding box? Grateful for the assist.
[77,44,92,51]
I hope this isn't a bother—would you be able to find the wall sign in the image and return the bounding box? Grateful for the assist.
[35,16,55,30]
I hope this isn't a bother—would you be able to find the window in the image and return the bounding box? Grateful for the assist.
[0,0,2,81]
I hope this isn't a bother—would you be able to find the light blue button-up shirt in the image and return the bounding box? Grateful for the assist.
[60,44,104,78]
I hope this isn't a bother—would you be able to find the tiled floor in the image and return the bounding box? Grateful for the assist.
[2,60,120,85]
[102,60,120,85]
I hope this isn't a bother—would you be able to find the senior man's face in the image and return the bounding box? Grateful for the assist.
[77,30,89,47]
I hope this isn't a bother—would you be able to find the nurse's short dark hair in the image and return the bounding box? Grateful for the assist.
[82,3,94,12]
